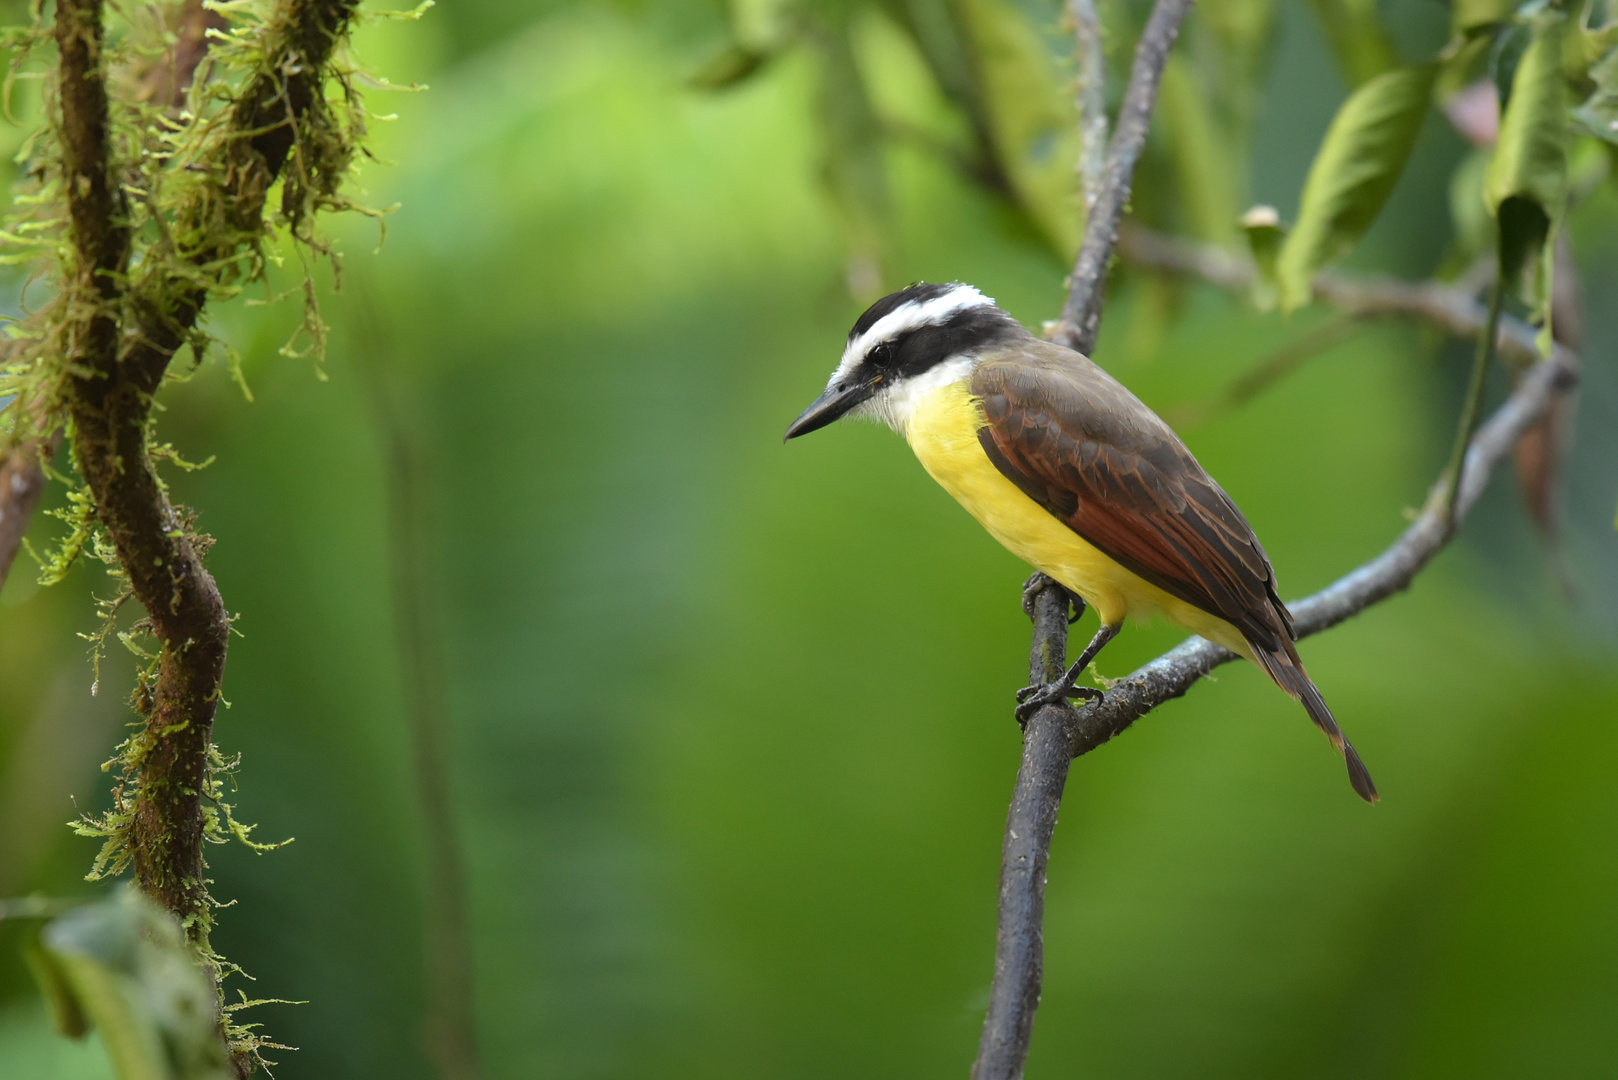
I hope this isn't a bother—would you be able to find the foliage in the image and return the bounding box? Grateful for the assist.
[1275,63,1436,310]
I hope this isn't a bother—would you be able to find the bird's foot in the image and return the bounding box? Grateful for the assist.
[1021,572,1082,623]
[1013,679,1104,727]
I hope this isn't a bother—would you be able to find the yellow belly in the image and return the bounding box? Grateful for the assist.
[903,380,1252,658]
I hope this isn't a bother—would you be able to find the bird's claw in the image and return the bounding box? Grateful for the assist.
[1021,572,1059,618]
[1021,572,1084,624]
[1013,680,1104,724]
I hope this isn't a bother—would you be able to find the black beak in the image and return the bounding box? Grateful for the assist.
[783,380,876,442]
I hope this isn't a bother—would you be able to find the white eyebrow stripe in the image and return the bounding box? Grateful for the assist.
[830,284,995,386]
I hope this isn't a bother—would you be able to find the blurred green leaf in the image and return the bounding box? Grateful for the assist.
[690,41,774,89]
[1305,0,1399,85]
[1276,63,1438,310]
[33,888,234,1080]
[1485,8,1568,349]
[953,0,1080,255]
[1448,146,1494,262]
[1160,56,1241,244]
[1452,0,1520,35]
[21,930,89,1039]
[811,16,893,298]
[1574,39,1618,144]
[1489,19,1530,110]
[1582,8,1618,67]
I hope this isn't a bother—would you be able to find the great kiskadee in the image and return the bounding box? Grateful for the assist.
[785,282,1377,803]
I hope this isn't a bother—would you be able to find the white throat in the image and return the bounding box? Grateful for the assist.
[854,354,978,436]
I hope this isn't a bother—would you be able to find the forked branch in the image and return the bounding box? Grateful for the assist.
[970,2,1583,1077]
[1050,0,1193,356]
[49,0,363,1072]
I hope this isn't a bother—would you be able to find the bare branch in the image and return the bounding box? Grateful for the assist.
[1068,0,1107,212]
[354,296,484,1080]
[1115,224,1576,373]
[1052,0,1193,356]
[972,581,1071,1080]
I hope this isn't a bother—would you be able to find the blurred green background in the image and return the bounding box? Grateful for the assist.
[2,0,1617,1077]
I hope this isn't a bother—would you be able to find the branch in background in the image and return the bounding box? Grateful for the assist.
[0,395,57,595]
[136,0,230,109]
[1051,0,1192,356]
[1115,224,1579,373]
[1068,0,1107,212]
[972,2,1193,1077]
[1165,313,1361,428]
[355,296,484,1080]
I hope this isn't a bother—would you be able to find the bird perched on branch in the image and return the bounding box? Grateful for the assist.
[785,282,1377,803]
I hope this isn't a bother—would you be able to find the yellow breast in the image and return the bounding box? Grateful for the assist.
[901,378,1251,657]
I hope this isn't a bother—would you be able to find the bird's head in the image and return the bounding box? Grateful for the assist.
[784,282,1023,440]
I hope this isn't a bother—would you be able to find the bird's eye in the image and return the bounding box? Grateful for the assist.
[869,342,894,368]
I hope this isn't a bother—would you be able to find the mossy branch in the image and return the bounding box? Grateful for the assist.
[42,0,367,1073]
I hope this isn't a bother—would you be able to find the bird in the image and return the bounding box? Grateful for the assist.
[784,282,1377,803]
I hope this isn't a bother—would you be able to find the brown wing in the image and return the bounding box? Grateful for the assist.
[971,341,1291,652]
[972,342,1380,803]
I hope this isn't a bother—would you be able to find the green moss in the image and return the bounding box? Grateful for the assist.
[0,0,413,1068]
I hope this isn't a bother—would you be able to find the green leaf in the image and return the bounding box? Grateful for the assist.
[1452,0,1520,35]
[1489,20,1530,111]
[1573,36,1618,144]
[1305,0,1400,86]
[21,931,89,1039]
[1159,56,1241,244]
[810,18,893,299]
[689,43,773,91]
[1485,9,1568,348]
[37,887,235,1080]
[954,0,1081,257]
[1276,64,1438,310]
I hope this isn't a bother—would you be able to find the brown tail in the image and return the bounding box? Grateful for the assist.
[1249,640,1378,803]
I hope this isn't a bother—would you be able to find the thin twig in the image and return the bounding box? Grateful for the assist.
[1166,313,1361,428]
[1443,279,1504,525]
[1068,0,1107,212]
[1116,224,1576,373]
[1051,0,1193,356]
[354,295,483,1080]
